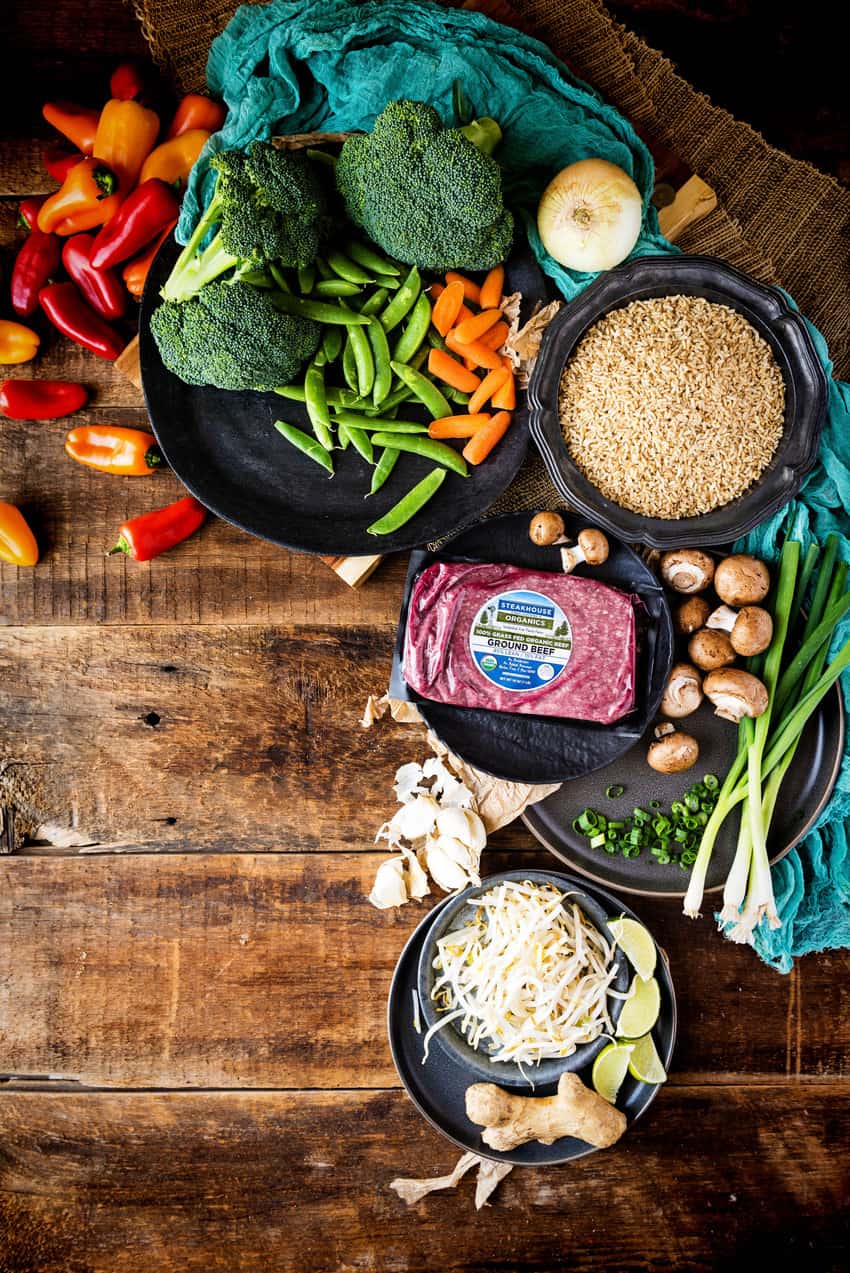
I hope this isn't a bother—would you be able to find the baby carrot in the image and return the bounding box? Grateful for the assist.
[446,328,503,370]
[492,362,516,410]
[479,264,504,310]
[429,413,491,439]
[432,280,465,336]
[453,308,502,345]
[428,347,481,393]
[462,410,512,464]
[467,366,510,415]
[479,320,509,350]
[445,271,481,304]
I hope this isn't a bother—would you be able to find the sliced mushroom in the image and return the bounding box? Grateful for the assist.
[529,511,567,546]
[561,528,610,573]
[647,724,699,773]
[674,596,711,636]
[703,668,769,723]
[661,662,704,718]
[706,604,773,656]
[659,549,715,594]
[688,628,737,671]
[714,554,770,606]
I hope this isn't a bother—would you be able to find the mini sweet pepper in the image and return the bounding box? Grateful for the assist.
[89,179,180,270]
[0,503,39,568]
[93,98,160,192]
[66,425,162,475]
[108,495,207,561]
[37,157,120,236]
[0,321,40,365]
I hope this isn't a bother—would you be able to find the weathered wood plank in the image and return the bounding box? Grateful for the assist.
[1,852,846,1087]
[1,1087,848,1273]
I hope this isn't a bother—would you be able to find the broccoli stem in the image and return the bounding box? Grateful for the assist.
[160,180,239,303]
[460,117,502,157]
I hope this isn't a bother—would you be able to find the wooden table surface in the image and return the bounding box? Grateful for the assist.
[2,4,849,1271]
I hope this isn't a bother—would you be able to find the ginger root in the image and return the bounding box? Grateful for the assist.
[465,1072,627,1152]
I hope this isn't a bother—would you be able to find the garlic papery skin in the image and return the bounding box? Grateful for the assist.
[537,158,643,272]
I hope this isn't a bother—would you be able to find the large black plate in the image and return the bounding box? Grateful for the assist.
[138,238,548,556]
[389,512,674,783]
[523,685,845,897]
[528,255,828,550]
[388,868,676,1166]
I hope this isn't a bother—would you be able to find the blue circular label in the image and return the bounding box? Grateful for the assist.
[469,589,573,693]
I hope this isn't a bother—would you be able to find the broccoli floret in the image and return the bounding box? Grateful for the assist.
[335,99,514,272]
[161,143,327,303]
[151,280,320,391]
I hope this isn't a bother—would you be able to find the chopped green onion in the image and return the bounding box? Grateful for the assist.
[606,784,625,798]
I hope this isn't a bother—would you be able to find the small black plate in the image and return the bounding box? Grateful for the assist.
[523,686,845,897]
[138,239,548,557]
[390,512,674,783]
[388,868,676,1166]
[528,254,828,550]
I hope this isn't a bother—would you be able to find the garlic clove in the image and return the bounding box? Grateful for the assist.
[393,761,426,803]
[425,840,474,892]
[400,846,431,900]
[368,858,409,910]
[461,809,487,853]
[389,793,441,841]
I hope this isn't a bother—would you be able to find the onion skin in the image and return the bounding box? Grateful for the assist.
[537,158,643,272]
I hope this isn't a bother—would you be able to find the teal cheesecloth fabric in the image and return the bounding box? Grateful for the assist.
[179,0,850,971]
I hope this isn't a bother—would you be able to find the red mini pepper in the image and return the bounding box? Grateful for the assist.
[39,282,125,361]
[0,379,88,420]
[12,223,61,317]
[18,197,47,231]
[108,495,207,561]
[42,101,100,155]
[167,93,226,139]
[110,61,147,102]
[61,234,127,321]
[43,145,85,183]
[89,179,180,270]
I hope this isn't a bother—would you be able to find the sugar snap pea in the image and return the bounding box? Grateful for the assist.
[271,293,370,325]
[297,265,315,294]
[331,412,428,433]
[342,333,358,391]
[369,447,400,495]
[379,266,421,333]
[390,360,451,420]
[348,321,375,397]
[426,328,447,351]
[347,240,401,278]
[275,384,361,409]
[360,287,389,317]
[314,279,362,297]
[366,467,447,535]
[322,326,343,364]
[275,420,333,474]
[239,268,274,288]
[327,250,374,286]
[369,432,468,476]
[363,385,412,417]
[304,361,334,452]
[268,263,291,293]
[445,386,471,406]
[367,318,392,407]
[339,422,374,464]
[314,256,334,280]
[392,291,432,364]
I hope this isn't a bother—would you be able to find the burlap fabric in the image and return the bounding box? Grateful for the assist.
[133,0,850,514]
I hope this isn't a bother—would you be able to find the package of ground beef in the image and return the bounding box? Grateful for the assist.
[403,562,637,724]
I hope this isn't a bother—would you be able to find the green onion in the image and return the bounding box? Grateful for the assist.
[606,784,625,798]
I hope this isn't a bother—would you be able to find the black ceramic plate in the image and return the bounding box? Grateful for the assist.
[523,685,845,897]
[528,255,828,550]
[389,512,674,783]
[138,238,548,557]
[388,869,677,1166]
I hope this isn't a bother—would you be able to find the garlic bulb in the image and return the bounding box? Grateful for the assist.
[537,158,643,272]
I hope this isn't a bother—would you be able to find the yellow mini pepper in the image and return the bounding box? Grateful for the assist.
[0,321,40,365]
[93,98,160,192]
[139,129,210,188]
[0,502,39,567]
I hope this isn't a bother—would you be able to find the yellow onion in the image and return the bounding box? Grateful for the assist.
[537,158,643,272]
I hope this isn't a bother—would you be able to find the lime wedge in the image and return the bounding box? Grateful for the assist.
[616,975,661,1038]
[607,917,657,981]
[627,1032,667,1084]
[591,1042,634,1103]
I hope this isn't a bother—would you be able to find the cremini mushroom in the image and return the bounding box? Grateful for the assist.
[659,549,715,594]
[529,511,567,546]
[706,604,773,656]
[673,595,711,636]
[647,722,699,773]
[561,528,610,573]
[660,662,704,718]
[703,668,769,723]
[688,628,737,671]
[714,554,770,606]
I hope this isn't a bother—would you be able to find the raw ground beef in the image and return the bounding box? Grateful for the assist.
[403,562,637,724]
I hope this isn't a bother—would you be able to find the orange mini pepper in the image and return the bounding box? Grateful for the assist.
[139,129,210,188]
[0,503,39,567]
[65,425,163,475]
[42,101,100,155]
[37,158,121,235]
[122,219,177,300]
[0,321,40,365]
[93,98,160,192]
[167,93,226,139]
